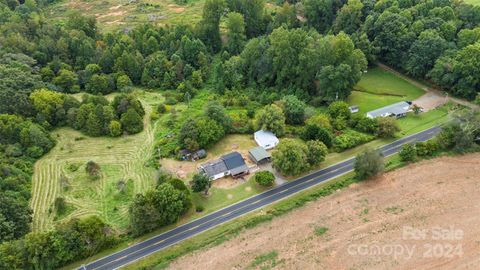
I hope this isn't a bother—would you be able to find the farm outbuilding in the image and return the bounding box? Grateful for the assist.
[248,146,271,165]
[254,130,279,150]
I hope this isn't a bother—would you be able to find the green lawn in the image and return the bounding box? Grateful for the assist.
[348,67,425,113]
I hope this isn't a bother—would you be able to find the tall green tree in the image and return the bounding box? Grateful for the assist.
[255,104,286,136]
[225,12,246,55]
[197,0,226,53]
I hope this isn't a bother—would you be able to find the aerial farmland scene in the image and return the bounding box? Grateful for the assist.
[0,0,479,269]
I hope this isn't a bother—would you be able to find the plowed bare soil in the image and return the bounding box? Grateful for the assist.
[167,153,480,270]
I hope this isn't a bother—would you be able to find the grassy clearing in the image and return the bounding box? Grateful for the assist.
[45,0,206,32]
[349,67,425,113]
[30,90,163,232]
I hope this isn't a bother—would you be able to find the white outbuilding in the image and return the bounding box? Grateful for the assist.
[254,130,279,150]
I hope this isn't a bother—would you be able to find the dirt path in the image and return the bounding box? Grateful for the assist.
[378,63,479,111]
[167,153,480,270]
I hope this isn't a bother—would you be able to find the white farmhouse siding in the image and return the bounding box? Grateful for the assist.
[254,130,279,150]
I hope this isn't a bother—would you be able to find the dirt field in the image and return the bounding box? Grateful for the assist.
[167,153,480,270]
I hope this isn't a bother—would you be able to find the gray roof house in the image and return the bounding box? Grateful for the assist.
[198,152,249,180]
[248,146,271,164]
[366,101,411,119]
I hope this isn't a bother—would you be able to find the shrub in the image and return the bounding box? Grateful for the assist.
[306,140,328,167]
[54,197,67,215]
[157,103,167,114]
[191,173,211,195]
[196,205,205,212]
[416,139,440,157]
[165,97,178,105]
[376,117,400,138]
[254,171,275,187]
[354,149,384,180]
[108,120,122,137]
[85,161,101,179]
[399,143,417,162]
[301,125,333,148]
[333,130,375,151]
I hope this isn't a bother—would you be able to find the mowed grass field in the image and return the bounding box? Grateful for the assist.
[348,67,425,113]
[30,91,164,232]
[45,0,206,32]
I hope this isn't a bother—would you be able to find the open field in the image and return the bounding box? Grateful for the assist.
[30,90,163,232]
[46,0,206,32]
[163,153,480,270]
[349,67,426,113]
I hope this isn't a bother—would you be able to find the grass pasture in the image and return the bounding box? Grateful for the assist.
[349,67,425,113]
[30,90,163,232]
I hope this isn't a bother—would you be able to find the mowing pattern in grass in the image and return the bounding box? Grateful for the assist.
[30,91,163,232]
[349,67,425,113]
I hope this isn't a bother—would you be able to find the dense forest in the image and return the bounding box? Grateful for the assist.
[1,0,480,268]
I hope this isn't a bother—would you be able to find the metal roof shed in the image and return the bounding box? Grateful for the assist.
[248,147,271,164]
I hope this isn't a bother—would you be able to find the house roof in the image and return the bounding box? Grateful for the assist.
[254,130,279,146]
[221,152,245,170]
[249,146,271,162]
[200,152,248,178]
[200,159,228,177]
[366,101,410,118]
[221,152,248,176]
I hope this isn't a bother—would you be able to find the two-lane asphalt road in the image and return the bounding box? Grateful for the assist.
[80,126,442,270]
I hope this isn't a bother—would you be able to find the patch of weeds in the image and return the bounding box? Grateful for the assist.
[248,250,279,270]
[314,226,328,236]
[384,206,404,215]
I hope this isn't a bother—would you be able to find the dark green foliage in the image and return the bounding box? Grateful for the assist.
[255,104,286,136]
[333,130,375,151]
[301,125,333,148]
[254,171,275,187]
[178,117,225,150]
[204,101,232,132]
[272,139,309,176]
[225,12,246,55]
[120,108,144,134]
[197,0,226,53]
[306,140,328,167]
[191,173,211,194]
[85,161,101,179]
[282,95,306,125]
[226,0,267,38]
[54,197,67,215]
[129,183,187,236]
[354,149,384,180]
[376,117,400,138]
[350,115,379,134]
[399,143,417,162]
[0,216,116,269]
